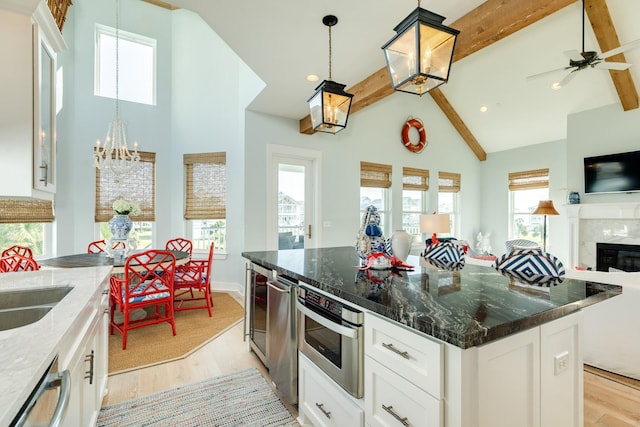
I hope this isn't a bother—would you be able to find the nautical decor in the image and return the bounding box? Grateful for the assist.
[355,205,392,259]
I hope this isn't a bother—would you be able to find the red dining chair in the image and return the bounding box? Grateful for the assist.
[165,238,193,255]
[87,239,127,254]
[0,254,40,272]
[173,243,214,317]
[109,249,177,349]
[1,245,34,259]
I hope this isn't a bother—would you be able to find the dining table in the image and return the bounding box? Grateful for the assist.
[39,250,190,274]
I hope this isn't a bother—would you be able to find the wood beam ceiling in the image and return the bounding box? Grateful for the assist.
[585,0,639,111]
[299,0,579,159]
[300,0,639,162]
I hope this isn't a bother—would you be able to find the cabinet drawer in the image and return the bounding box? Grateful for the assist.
[299,354,363,427]
[365,313,442,398]
[366,357,442,427]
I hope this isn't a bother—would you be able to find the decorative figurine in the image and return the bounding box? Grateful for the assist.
[355,205,392,259]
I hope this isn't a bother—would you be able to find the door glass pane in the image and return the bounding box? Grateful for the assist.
[278,164,305,250]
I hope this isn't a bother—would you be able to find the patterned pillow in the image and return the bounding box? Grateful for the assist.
[423,242,465,269]
[493,248,565,286]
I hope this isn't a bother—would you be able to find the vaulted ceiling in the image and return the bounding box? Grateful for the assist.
[148,0,640,159]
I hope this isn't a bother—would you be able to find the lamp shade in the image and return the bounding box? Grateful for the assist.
[533,200,559,216]
[307,80,354,134]
[420,213,451,234]
[382,7,459,96]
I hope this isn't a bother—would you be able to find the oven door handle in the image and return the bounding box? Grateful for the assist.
[297,302,359,338]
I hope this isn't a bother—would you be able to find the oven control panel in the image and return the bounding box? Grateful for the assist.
[298,286,363,325]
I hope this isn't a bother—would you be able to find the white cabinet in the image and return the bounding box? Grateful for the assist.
[58,278,109,426]
[365,312,443,427]
[0,1,66,199]
[298,354,364,427]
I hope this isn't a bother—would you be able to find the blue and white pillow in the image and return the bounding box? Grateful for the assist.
[493,248,565,286]
[423,242,465,269]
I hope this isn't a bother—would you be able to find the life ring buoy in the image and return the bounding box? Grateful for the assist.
[401,118,427,153]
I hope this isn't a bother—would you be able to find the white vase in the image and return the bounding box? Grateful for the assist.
[391,230,411,262]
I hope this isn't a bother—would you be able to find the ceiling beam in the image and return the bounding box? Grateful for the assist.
[429,89,487,161]
[299,0,578,159]
[585,0,639,111]
[140,0,179,11]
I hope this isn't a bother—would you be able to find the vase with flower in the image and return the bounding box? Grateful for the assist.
[109,198,141,240]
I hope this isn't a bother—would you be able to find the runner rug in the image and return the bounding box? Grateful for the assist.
[97,368,299,426]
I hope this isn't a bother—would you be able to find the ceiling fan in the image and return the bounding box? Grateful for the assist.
[527,0,640,89]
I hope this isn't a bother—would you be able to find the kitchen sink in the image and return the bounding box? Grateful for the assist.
[0,307,54,331]
[0,287,73,330]
[0,286,73,310]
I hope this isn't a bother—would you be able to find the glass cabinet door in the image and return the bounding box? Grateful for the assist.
[33,26,57,193]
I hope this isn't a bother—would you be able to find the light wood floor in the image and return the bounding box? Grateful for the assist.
[103,294,640,426]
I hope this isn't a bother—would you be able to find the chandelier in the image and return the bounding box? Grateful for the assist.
[93,0,140,177]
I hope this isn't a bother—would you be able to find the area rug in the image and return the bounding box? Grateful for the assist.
[109,291,244,374]
[97,368,299,426]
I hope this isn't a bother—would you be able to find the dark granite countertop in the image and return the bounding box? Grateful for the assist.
[242,246,622,349]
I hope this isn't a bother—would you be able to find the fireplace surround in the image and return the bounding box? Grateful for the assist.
[596,242,640,272]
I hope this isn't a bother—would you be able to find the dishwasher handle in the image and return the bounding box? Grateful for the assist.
[13,369,70,427]
[266,280,290,294]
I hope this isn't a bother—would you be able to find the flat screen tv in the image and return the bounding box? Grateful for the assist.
[584,150,640,194]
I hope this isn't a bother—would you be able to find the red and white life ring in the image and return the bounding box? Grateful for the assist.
[401,117,427,153]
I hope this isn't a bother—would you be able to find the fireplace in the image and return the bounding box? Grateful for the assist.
[597,243,640,272]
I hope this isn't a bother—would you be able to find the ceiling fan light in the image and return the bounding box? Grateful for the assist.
[382,7,459,96]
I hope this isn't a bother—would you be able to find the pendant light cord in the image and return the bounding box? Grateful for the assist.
[581,0,585,53]
[328,24,332,81]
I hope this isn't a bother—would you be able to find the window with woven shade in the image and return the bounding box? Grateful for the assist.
[184,153,227,252]
[402,167,429,247]
[508,168,549,243]
[438,171,460,236]
[360,161,392,236]
[95,151,156,248]
[0,199,55,257]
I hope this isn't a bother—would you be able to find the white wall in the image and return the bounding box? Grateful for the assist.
[479,139,567,258]
[245,92,482,252]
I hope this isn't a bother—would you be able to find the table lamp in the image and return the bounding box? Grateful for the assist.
[532,200,559,252]
[420,213,451,245]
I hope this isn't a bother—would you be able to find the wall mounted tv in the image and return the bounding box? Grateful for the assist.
[584,150,640,194]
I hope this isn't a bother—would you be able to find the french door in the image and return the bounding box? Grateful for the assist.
[267,147,320,250]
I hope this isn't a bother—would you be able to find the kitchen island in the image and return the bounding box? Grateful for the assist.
[243,246,622,427]
[0,266,111,426]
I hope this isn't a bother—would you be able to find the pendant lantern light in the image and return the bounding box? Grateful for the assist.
[382,1,460,96]
[307,15,354,134]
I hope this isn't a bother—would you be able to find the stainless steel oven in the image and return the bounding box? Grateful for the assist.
[297,284,364,398]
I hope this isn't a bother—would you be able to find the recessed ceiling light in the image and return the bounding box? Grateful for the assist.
[306,74,320,82]
[552,82,562,90]
[479,105,488,113]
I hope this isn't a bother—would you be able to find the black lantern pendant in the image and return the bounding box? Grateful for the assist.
[382,2,460,96]
[307,15,354,134]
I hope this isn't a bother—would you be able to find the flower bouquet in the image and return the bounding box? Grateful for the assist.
[112,198,141,216]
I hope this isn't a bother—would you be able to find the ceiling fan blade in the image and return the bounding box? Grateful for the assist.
[555,71,578,89]
[526,66,571,81]
[563,49,584,62]
[593,61,632,71]
[600,38,640,59]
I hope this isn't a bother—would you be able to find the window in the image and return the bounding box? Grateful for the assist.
[184,153,227,252]
[508,169,549,244]
[438,171,460,236]
[0,199,54,258]
[402,167,429,248]
[360,162,391,236]
[94,24,156,105]
[95,152,156,249]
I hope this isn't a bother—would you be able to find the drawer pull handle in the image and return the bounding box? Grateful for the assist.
[383,342,410,359]
[316,402,331,419]
[382,404,410,427]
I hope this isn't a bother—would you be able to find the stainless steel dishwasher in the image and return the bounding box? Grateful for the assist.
[266,273,298,405]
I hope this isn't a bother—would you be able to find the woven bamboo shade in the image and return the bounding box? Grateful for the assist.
[360,162,392,188]
[403,167,429,191]
[47,0,73,31]
[0,199,54,224]
[95,151,156,222]
[508,168,549,191]
[438,171,461,193]
[184,153,226,220]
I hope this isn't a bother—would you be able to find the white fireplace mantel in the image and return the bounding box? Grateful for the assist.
[567,202,640,269]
